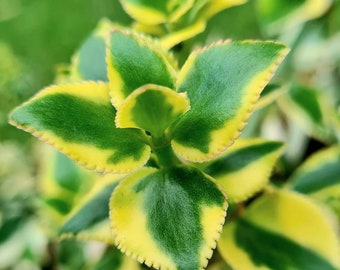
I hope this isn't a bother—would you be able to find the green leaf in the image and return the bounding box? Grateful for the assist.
[278,84,334,142]
[106,31,177,108]
[70,19,116,82]
[218,189,340,270]
[94,246,142,270]
[119,0,194,25]
[289,146,340,219]
[9,82,151,173]
[171,40,289,162]
[255,84,285,109]
[116,84,190,138]
[255,0,332,34]
[107,30,178,108]
[110,166,227,270]
[205,138,284,202]
[60,174,122,244]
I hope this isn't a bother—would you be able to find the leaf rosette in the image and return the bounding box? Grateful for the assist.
[9,29,288,269]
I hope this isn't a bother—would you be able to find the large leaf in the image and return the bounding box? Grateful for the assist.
[110,166,227,270]
[59,174,123,244]
[171,40,289,162]
[289,146,340,219]
[9,82,151,173]
[219,189,340,270]
[116,84,190,138]
[107,30,178,108]
[205,138,284,202]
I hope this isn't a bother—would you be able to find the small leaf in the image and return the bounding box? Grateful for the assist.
[289,146,340,219]
[255,0,333,34]
[116,84,190,138]
[70,19,117,82]
[107,30,178,108]
[110,166,227,270]
[160,20,206,49]
[60,174,123,244]
[278,84,335,143]
[200,0,247,19]
[119,0,194,25]
[205,138,284,202]
[218,189,340,270]
[171,40,289,162]
[9,82,151,173]
[94,246,142,270]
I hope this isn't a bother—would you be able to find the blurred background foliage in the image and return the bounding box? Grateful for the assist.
[1,0,340,269]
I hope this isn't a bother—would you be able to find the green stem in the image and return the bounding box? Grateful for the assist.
[151,135,181,168]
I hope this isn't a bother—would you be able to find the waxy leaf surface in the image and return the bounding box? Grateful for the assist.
[205,138,283,202]
[171,41,289,162]
[9,82,151,173]
[110,166,227,270]
[116,84,190,138]
[219,189,340,270]
[107,30,177,108]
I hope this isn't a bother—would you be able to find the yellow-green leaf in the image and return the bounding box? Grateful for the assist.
[119,0,194,25]
[9,82,151,174]
[255,0,332,34]
[116,84,190,138]
[219,189,340,270]
[70,19,117,82]
[205,138,284,202]
[60,174,123,244]
[107,30,178,108]
[110,166,227,270]
[171,40,289,162]
[278,84,335,143]
[289,146,340,219]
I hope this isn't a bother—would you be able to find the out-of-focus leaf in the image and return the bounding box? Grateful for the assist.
[278,84,336,143]
[219,189,340,270]
[289,146,340,219]
[255,0,333,35]
[60,174,123,244]
[205,138,284,202]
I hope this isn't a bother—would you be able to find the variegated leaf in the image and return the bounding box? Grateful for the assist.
[160,20,206,49]
[110,166,227,270]
[289,146,340,219]
[116,84,190,138]
[119,0,194,25]
[9,82,151,173]
[200,0,247,19]
[204,138,284,202]
[278,84,334,143]
[218,189,340,270]
[70,19,117,82]
[60,174,123,244]
[94,246,142,270]
[171,40,289,162]
[107,30,178,108]
[255,0,332,34]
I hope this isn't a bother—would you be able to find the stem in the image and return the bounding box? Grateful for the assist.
[151,135,180,168]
